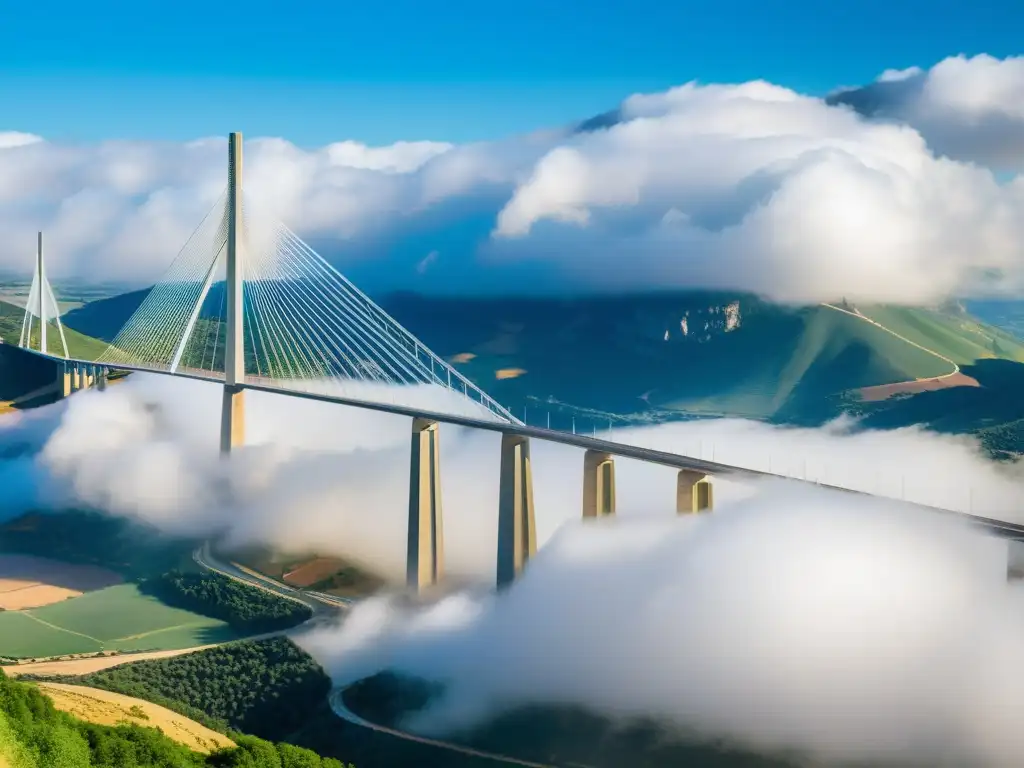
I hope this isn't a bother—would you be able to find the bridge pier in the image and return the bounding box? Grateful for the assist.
[71,365,81,392]
[96,367,107,391]
[220,386,245,453]
[497,434,536,588]
[407,418,444,592]
[677,470,714,513]
[57,362,71,398]
[583,450,616,518]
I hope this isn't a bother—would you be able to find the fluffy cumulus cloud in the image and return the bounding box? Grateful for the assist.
[4,54,1024,304]
[830,54,1024,173]
[303,497,1024,767]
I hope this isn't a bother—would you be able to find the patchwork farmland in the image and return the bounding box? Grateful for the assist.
[0,583,240,659]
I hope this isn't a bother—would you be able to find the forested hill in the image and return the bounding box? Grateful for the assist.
[0,668,350,767]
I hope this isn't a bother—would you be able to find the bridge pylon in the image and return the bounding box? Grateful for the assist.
[19,231,69,358]
[220,132,246,454]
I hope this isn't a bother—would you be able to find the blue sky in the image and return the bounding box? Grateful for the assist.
[0,0,1018,145]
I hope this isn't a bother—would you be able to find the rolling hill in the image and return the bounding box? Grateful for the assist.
[60,286,1024,444]
[0,300,108,362]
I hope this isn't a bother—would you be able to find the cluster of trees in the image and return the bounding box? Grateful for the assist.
[0,669,351,767]
[80,638,330,742]
[142,571,312,634]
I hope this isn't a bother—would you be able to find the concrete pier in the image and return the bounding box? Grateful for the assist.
[96,367,107,391]
[677,470,713,513]
[58,362,71,398]
[497,433,536,588]
[407,418,444,592]
[583,449,616,518]
[71,365,81,391]
[220,385,245,453]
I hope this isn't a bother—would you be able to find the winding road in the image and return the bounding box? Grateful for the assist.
[14,545,551,764]
[193,545,558,767]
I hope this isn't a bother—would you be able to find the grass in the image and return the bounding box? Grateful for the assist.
[0,613,101,658]
[381,292,1003,423]
[0,710,34,768]
[36,683,234,754]
[0,585,239,659]
[859,305,1024,366]
[0,300,108,361]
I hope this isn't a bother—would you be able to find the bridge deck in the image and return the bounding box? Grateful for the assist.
[22,348,1024,540]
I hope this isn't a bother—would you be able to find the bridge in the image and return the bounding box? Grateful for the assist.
[13,133,1024,592]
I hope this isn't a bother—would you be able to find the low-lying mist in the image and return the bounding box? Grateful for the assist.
[301,496,1023,768]
[4,373,1024,765]
[14,373,1024,583]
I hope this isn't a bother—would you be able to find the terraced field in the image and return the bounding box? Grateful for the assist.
[0,584,239,659]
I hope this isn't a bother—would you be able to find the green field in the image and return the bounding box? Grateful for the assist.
[0,584,239,659]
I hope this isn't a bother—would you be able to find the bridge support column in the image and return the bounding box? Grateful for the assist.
[677,470,713,513]
[220,385,245,453]
[57,362,71,398]
[407,418,443,592]
[497,434,536,588]
[71,365,81,392]
[583,450,616,518]
[96,367,107,392]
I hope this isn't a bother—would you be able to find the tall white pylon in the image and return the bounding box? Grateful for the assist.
[220,132,245,454]
[19,232,69,358]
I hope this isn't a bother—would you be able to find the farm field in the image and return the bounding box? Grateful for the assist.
[36,682,235,754]
[0,584,240,659]
[229,546,384,598]
[0,554,122,610]
[4,645,220,678]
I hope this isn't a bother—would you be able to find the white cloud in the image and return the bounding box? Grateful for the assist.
[324,140,453,173]
[832,54,1024,173]
[300,497,1024,766]
[0,132,43,149]
[490,80,1024,304]
[3,59,1024,304]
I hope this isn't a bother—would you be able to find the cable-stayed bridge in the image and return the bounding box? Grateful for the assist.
[13,133,1024,591]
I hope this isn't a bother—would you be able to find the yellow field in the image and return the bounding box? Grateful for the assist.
[0,554,122,610]
[3,644,217,677]
[37,682,234,754]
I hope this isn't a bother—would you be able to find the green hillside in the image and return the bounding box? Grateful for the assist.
[380,292,1024,424]
[0,300,108,361]
[60,287,1024,446]
[857,305,1024,366]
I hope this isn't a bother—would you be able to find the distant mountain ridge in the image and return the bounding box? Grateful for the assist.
[61,288,1024,440]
